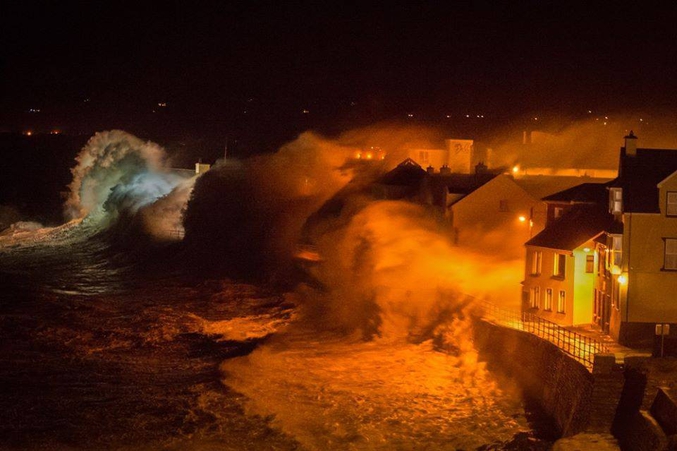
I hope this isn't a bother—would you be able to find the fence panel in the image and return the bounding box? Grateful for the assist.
[473,299,608,369]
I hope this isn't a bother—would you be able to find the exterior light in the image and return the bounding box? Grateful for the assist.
[518,215,527,222]
[610,265,621,275]
[512,165,519,174]
[583,247,591,253]
[618,275,627,285]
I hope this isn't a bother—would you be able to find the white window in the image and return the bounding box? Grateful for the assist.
[667,192,677,217]
[557,290,566,313]
[610,188,623,214]
[544,288,553,311]
[530,286,540,309]
[553,253,566,278]
[611,235,623,267]
[553,207,564,219]
[665,238,677,270]
[531,251,542,274]
[419,151,430,164]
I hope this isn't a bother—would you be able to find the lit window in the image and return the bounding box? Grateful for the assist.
[419,151,429,164]
[586,255,594,273]
[609,188,623,214]
[557,290,566,313]
[667,192,677,217]
[665,238,677,270]
[544,288,553,311]
[553,253,566,278]
[531,251,542,275]
[530,287,540,309]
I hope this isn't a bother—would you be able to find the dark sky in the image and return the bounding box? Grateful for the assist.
[3,1,677,147]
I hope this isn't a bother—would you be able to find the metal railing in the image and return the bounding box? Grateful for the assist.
[472,299,609,370]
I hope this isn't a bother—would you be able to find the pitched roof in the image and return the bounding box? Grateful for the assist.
[612,147,677,213]
[526,204,617,251]
[542,182,610,204]
[376,158,428,186]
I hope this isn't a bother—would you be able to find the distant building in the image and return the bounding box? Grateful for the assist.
[406,139,492,174]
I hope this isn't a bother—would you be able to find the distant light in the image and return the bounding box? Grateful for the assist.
[302,109,309,114]
[588,110,592,114]
[381,154,386,160]
[446,115,451,118]
[518,215,527,222]
[533,117,538,121]
[158,102,167,107]
[28,108,41,113]
[366,153,373,160]
[639,118,643,122]
[604,116,608,120]
[356,152,362,159]
[618,275,627,285]
[512,165,519,174]
[50,130,60,135]
[84,98,90,103]
[24,130,32,136]
[466,114,470,118]
[407,113,414,117]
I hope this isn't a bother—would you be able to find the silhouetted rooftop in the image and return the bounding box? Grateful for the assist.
[526,204,617,251]
[376,158,428,186]
[612,147,677,213]
[542,182,610,204]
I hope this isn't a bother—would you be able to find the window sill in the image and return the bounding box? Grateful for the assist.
[543,309,552,312]
[556,311,565,315]
[550,275,565,281]
[661,267,677,272]
[529,273,541,277]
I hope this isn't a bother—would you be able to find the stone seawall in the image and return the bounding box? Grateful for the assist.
[473,319,624,437]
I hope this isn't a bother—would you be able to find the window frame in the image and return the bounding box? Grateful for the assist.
[667,192,677,217]
[529,286,541,309]
[609,187,623,214]
[557,290,566,314]
[531,250,542,275]
[544,288,553,311]
[553,253,566,278]
[664,238,677,271]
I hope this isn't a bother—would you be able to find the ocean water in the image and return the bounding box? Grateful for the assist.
[0,224,554,451]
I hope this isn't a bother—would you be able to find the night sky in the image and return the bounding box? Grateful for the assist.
[3,1,677,150]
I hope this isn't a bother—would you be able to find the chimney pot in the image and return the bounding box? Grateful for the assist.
[624,131,638,156]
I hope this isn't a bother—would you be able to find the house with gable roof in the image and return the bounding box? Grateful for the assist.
[599,132,677,350]
[522,184,615,326]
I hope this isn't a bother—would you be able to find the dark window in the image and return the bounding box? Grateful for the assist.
[586,255,594,273]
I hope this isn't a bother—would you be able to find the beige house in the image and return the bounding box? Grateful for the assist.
[599,133,677,350]
[522,203,615,326]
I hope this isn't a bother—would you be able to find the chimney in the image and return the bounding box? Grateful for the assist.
[624,131,638,156]
[475,162,488,174]
[427,165,435,174]
[440,164,451,175]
